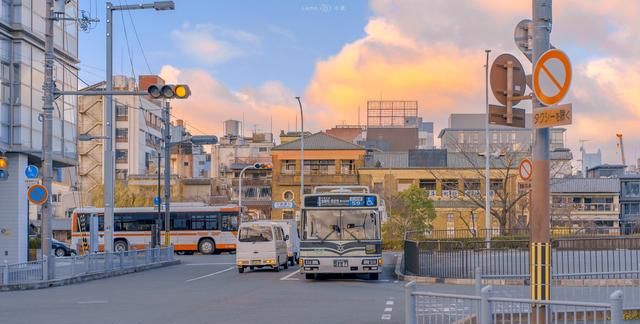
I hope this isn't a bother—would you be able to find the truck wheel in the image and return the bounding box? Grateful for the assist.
[284,259,289,269]
[289,257,295,266]
[369,273,379,280]
[305,273,315,280]
[273,258,280,272]
[238,267,244,273]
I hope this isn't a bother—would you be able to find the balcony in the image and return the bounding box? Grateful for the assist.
[442,190,459,199]
[276,174,359,186]
[553,203,619,213]
[464,190,481,197]
[232,178,272,187]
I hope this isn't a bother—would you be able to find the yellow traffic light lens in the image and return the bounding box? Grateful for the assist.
[175,85,187,98]
[0,158,7,168]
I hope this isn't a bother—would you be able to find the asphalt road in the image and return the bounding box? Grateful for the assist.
[0,252,405,324]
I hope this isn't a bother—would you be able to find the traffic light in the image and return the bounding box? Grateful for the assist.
[147,84,191,99]
[253,163,272,169]
[0,156,8,180]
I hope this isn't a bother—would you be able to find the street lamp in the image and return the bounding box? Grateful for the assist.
[103,1,174,253]
[295,97,304,221]
[238,163,271,221]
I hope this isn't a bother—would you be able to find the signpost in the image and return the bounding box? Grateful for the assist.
[25,165,39,179]
[533,104,573,128]
[488,105,526,128]
[532,49,572,106]
[519,159,533,181]
[489,53,528,127]
[27,184,48,205]
[153,196,162,207]
[273,201,295,209]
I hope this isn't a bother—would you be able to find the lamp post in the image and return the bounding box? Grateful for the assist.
[295,97,304,220]
[103,1,174,253]
[484,49,491,249]
[238,165,255,222]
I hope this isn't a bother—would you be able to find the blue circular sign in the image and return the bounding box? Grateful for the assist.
[25,165,39,179]
[27,184,48,205]
[153,196,162,206]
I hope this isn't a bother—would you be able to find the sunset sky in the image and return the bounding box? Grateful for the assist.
[79,0,640,165]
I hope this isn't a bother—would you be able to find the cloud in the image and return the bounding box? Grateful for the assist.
[303,0,640,164]
[170,23,260,66]
[159,65,300,137]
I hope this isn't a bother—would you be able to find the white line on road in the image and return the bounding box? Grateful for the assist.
[77,300,108,304]
[183,263,235,266]
[381,314,391,320]
[280,269,301,281]
[384,307,392,312]
[386,300,394,305]
[185,267,234,283]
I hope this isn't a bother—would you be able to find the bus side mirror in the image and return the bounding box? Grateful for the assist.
[284,235,290,241]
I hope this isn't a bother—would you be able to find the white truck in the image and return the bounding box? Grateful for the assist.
[275,219,300,266]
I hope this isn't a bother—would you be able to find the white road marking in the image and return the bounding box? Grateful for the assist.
[393,280,399,284]
[386,300,394,306]
[280,269,301,281]
[183,263,235,266]
[384,307,392,312]
[185,267,234,283]
[77,300,108,304]
[381,314,391,320]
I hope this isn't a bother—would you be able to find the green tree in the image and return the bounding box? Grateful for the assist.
[382,185,436,250]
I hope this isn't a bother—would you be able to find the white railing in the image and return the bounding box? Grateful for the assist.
[1,246,174,286]
[442,190,459,198]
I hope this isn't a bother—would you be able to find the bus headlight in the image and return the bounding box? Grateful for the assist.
[304,259,320,265]
[362,259,378,265]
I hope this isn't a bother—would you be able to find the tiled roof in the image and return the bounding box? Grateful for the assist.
[273,132,365,151]
[551,178,620,193]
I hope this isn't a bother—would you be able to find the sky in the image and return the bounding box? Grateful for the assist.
[79,0,640,166]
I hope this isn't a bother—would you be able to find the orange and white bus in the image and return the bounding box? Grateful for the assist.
[71,205,240,254]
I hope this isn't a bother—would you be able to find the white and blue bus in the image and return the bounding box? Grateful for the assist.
[299,186,383,280]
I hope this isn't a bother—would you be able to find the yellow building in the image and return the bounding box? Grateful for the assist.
[359,163,526,236]
[271,132,367,220]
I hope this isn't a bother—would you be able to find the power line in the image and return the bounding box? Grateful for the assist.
[123,0,153,74]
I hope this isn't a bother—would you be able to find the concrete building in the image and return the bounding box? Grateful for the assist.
[580,148,602,176]
[77,75,164,205]
[620,175,640,228]
[212,120,274,219]
[0,1,79,263]
[439,113,566,153]
[550,178,620,230]
[170,119,211,179]
[271,132,366,220]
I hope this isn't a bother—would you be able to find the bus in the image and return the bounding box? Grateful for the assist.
[299,186,383,280]
[71,204,240,254]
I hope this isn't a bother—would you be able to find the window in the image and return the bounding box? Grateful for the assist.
[419,179,436,191]
[116,149,128,163]
[115,104,128,121]
[490,179,504,192]
[238,225,272,242]
[171,213,190,230]
[274,226,283,241]
[115,213,157,232]
[222,214,238,231]
[116,169,128,180]
[623,182,640,198]
[303,160,336,175]
[116,128,128,142]
[463,179,481,196]
[340,160,355,174]
[283,210,294,220]
[191,214,219,230]
[442,179,458,191]
[258,147,268,152]
[281,160,296,175]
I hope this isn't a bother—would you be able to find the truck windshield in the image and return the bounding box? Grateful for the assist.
[238,225,273,242]
[303,210,379,241]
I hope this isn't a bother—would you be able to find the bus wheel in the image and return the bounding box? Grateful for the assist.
[369,273,379,280]
[305,273,315,280]
[238,267,244,274]
[198,239,215,255]
[114,240,128,252]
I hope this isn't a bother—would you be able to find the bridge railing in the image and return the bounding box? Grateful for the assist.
[1,246,174,286]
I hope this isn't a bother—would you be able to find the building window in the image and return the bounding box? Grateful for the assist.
[419,179,436,190]
[116,169,128,180]
[622,181,640,198]
[282,210,294,220]
[115,128,128,142]
[258,147,268,152]
[340,160,355,174]
[115,104,128,121]
[463,179,481,197]
[281,160,296,175]
[303,160,336,175]
[116,149,128,163]
[490,179,504,192]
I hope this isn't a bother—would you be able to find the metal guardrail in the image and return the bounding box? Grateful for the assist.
[1,246,174,286]
[405,282,623,324]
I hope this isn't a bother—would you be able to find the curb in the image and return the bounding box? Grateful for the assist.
[0,259,180,291]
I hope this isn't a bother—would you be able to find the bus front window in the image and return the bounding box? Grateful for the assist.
[341,210,379,241]
[304,210,340,241]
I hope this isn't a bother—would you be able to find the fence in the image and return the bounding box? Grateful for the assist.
[404,236,640,278]
[1,246,174,286]
[405,282,623,324]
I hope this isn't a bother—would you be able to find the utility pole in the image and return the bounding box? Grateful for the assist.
[104,2,116,254]
[163,100,171,246]
[530,0,552,311]
[41,0,56,279]
[484,49,491,248]
[296,97,304,219]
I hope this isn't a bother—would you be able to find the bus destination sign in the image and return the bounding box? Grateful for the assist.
[305,195,377,208]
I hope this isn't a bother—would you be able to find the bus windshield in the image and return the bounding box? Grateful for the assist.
[238,225,273,242]
[303,209,379,241]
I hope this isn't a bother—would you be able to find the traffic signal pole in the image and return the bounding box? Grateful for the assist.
[164,99,172,246]
[104,2,115,254]
[530,0,552,316]
[41,0,56,279]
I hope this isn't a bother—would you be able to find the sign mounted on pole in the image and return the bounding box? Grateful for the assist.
[25,165,39,179]
[490,54,527,107]
[488,105,526,128]
[27,184,48,205]
[273,201,294,209]
[519,159,533,181]
[533,103,573,128]
[514,19,532,62]
[533,49,572,106]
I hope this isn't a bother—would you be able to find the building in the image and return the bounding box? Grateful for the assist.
[620,175,640,229]
[170,119,211,179]
[586,164,626,178]
[439,113,566,153]
[325,125,366,144]
[78,75,164,204]
[271,132,367,220]
[211,120,274,219]
[279,130,311,145]
[580,147,602,176]
[550,178,620,230]
[0,1,79,263]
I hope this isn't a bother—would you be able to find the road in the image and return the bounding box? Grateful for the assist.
[0,252,405,324]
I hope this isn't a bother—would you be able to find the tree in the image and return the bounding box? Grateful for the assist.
[91,182,162,207]
[382,185,437,249]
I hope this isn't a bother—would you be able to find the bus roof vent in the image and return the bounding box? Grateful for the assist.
[313,186,370,194]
